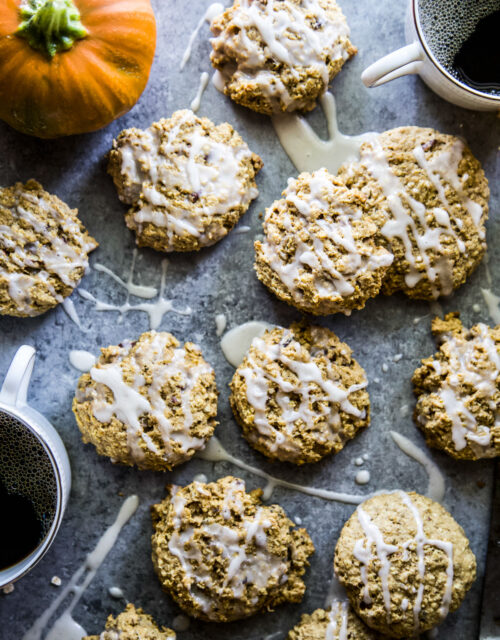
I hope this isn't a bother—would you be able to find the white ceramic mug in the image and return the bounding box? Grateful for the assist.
[361,0,500,111]
[0,345,71,588]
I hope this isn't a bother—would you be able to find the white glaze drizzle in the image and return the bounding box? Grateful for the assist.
[353,505,398,613]
[390,431,445,503]
[79,256,191,330]
[212,69,226,92]
[423,324,500,455]
[353,491,454,631]
[0,186,97,316]
[234,224,251,234]
[116,110,258,249]
[190,72,210,112]
[259,168,393,309]
[198,436,365,504]
[398,492,454,623]
[94,249,157,299]
[425,141,484,238]
[482,288,500,325]
[215,313,227,336]
[69,349,96,373]
[221,320,275,367]
[61,297,83,329]
[83,332,212,463]
[180,3,224,69]
[272,93,375,173]
[359,137,482,297]
[324,575,348,608]
[325,600,349,640]
[237,328,367,456]
[211,1,352,112]
[198,431,444,505]
[22,496,139,640]
[484,250,493,285]
[167,479,288,614]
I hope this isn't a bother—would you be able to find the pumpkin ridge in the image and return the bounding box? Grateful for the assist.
[62,47,132,119]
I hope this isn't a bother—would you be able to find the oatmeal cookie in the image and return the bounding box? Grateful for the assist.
[72,331,218,471]
[210,0,356,115]
[230,323,370,464]
[0,180,97,317]
[151,476,314,622]
[339,127,489,299]
[83,603,175,640]
[412,312,500,460]
[108,110,262,252]
[334,491,476,638]
[254,169,393,315]
[287,602,382,639]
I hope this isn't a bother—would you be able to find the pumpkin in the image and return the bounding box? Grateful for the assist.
[0,0,156,138]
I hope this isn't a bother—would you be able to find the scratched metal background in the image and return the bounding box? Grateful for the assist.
[0,1,499,638]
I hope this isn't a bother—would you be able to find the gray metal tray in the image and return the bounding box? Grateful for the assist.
[0,1,499,638]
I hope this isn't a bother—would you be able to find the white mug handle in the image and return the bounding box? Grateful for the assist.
[0,345,36,407]
[362,42,424,88]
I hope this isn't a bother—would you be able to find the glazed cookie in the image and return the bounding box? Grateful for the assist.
[83,603,175,640]
[72,331,218,471]
[339,127,489,300]
[254,169,394,315]
[287,601,381,640]
[108,109,262,252]
[230,323,369,464]
[151,476,314,622]
[0,180,97,317]
[412,313,500,460]
[334,491,476,638]
[210,0,356,115]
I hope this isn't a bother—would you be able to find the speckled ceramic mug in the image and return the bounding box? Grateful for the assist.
[0,345,71,588]
[361,0,500,111]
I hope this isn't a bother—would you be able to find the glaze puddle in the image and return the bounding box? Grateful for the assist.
[221,320,276,367]
[69,350,96,373]
[272,92,376,174]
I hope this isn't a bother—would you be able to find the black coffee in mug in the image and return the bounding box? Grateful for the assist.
[0,411,57,570]
[419,0,500,96]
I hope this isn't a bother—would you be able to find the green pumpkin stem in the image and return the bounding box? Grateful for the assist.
[17,0,87,58]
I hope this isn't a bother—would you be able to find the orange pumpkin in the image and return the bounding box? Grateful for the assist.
[0,0,156,138]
